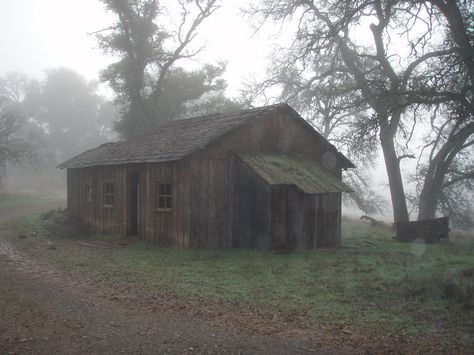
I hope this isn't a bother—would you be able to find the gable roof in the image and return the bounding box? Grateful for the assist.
[237,152,352,194]
[59,103,355,169]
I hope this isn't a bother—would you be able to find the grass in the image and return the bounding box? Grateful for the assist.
[3,212,474,344]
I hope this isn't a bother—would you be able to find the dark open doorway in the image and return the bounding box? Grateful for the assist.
[128,171,140,236]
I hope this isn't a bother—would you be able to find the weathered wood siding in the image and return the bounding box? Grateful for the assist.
[67,165,134,236]
[67,109,345,248]
[203,109,344,176]
[231,159,341,250]
[231,156,271,249]
[395,217,449,243]
[314,192,341,247]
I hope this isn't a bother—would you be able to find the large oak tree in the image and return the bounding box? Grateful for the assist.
[246,0,473,224]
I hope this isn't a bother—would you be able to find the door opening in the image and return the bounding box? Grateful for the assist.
[270,186,288,249]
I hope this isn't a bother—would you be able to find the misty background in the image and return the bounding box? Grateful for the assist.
[0,0,472,228]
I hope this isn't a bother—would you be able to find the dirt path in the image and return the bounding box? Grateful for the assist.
[0,202,342,354]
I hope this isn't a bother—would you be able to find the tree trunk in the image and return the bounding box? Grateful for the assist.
[380,130,410,223]
[418,176,439,220]
[417,121,474,221]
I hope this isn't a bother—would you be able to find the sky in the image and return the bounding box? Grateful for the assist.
[0,0,273,97]
[0,0,405,218]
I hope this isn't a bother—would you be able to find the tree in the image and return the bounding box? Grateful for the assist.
[23,68,116,163]
[414,111,474,227]
[0,73,39,186]
[413,0,474,223]
[96,0,237,139]
[114,62,242,135]
[243,61,385,214]
[246,0,473,223]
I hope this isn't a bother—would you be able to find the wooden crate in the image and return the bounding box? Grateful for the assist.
[395,217,449,243]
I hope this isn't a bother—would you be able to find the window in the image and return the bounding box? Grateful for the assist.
[103,182,114,207]
[155,182,172,211]
[85,185,93,202]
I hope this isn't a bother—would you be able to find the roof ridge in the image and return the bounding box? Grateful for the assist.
[125,102,290,143]
[58,103,354,169]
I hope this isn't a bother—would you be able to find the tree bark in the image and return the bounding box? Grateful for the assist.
[380,130,410,223]
[418,164,440,220]
[418,121,474,220]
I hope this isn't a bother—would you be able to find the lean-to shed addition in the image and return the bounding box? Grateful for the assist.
[59,103,354,249]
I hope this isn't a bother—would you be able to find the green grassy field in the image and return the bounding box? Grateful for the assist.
[4,212,474,345]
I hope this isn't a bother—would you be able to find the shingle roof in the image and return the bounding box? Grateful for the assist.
[237,152,352,194]
[59,103,354,169]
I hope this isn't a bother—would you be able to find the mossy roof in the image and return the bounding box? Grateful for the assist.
[237,152,352,194]
[58,103,354,169]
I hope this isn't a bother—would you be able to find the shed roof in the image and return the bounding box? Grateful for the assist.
[59,103,354,169]
[237,152,352,194]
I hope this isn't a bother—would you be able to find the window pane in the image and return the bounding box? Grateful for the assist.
[159,183,166,195]
[85,186,93,202]
[159,196,166,208]
[105,182,114,194]
[156,182,172,210]
[103,182,114,206]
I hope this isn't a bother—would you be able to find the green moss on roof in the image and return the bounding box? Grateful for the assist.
[237,152,352,194]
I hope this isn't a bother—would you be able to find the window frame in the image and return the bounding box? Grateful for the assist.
[155,181,172,212]
[102,181,115,208]
[85,185,94,203]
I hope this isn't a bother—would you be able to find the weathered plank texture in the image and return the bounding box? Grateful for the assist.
[395,217,449,243]
[66,107,346,249]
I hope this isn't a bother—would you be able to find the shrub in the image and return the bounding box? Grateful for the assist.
[405,267,474,309]
[40,209,92,239]
[442,268,474,309]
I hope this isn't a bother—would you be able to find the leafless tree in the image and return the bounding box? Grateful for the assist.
[245,0,473,223]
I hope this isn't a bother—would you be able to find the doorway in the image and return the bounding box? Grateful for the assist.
[270,186,309,250]
[128,171,140,236]
[270,186,289,249]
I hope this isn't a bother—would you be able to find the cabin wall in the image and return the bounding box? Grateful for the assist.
[203,109,343,177]
[67,165,133,236]
[136,157,232,248]
[286,187,318,250]
[231,156,271,249]
[141,163,173,246]
[228,159,341,250]
[178,110,345,249]
[187,157,231,248]
[66,110,345,248]
[315,192,341,247]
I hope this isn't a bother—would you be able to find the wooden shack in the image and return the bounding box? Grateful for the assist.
[59,103,354,249]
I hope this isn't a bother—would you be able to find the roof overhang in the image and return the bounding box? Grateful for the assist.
[236,152,353,194]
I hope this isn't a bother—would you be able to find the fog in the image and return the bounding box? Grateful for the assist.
[0,0,472,228]
[0,2,473,353]
[0,0,275,198]
[0,0,270,95]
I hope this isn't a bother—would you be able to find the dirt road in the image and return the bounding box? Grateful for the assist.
[0,201,340,354]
